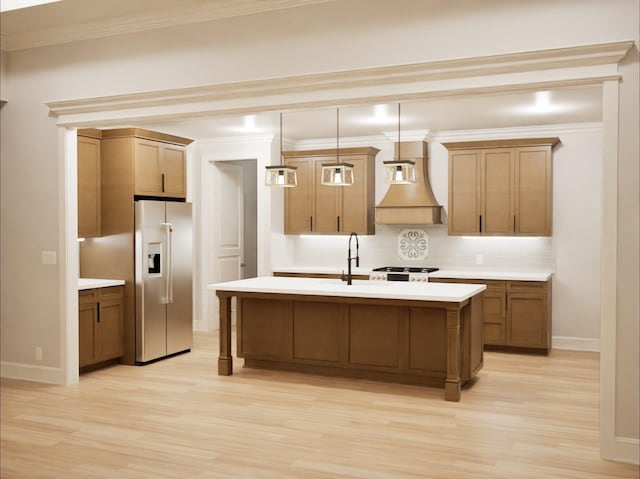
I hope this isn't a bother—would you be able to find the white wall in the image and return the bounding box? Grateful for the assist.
[0,0,637,460]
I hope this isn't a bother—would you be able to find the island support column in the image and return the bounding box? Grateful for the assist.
[445,306,463,402]
[217,292,233,375]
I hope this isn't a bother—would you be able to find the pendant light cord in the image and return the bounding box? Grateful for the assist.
[397,102,401,160]
[336,108,340,164]
[280,112,283,165]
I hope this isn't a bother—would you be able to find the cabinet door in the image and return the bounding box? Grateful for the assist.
[339,156,369,234]
[79,301,97,367]
[514,146,551,236]
[507,293,547,348]
[77,136,101,238]
[134,139,163,195]
[314,159,341,233]
[482,149,513,235]
[161,144,186,198]
[449,150,481,235]
[96,288,124,362]
[284,158,314,234]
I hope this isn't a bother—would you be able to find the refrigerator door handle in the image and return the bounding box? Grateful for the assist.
[162,222,174,304]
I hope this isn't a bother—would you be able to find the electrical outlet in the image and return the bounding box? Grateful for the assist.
[475,254,484,265]
[35,346,43,361]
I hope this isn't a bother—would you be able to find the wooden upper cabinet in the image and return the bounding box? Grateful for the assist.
[284,158,314,234]
[77,133,102,238]
[101,128,192,201]
[283,147,378,235]
[515,146,552,236]
[448,150,481,235]
[314,157,341,233]
[134,138,187,198]
[444,138,558,237]
[483,149,514,235]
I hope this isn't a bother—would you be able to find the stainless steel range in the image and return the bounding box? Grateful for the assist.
[369,266,439,282]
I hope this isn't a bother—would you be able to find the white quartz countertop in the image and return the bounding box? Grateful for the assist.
[78,278,125,290]
[430,270,553,281]
[209,276,486,303]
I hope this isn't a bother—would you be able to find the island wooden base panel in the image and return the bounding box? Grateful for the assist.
[2,331,637,479]
[221,293,484,402]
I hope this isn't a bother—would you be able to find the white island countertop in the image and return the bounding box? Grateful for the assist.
[209,276,486,303]
[78,278,125,290]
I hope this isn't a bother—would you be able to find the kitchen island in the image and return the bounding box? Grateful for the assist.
[209,277,485,401]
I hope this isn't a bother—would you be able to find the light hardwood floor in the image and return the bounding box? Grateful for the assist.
[1,331,638,479]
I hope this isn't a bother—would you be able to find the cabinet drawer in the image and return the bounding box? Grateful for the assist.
[98,286,124,301]
[508,281,547,294]
[79,289,98,304]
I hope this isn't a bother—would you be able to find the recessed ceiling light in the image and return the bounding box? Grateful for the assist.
[243,115,256,130]
[535,91,552,111]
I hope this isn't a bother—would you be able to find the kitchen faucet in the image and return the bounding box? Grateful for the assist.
[342,232,359,285]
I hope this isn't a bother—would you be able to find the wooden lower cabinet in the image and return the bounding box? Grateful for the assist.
[79,286,124,370]
[430,277,550,353]
[230,292,484,401]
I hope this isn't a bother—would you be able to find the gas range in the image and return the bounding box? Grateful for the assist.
[369,266,439,283]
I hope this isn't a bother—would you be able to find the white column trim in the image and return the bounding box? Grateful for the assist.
[600,79,623,462]
[60,127,79,386]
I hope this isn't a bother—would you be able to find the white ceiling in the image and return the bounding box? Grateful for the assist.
[135,85,602,141]
[1,0,603,140]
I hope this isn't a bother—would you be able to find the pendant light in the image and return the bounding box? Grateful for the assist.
[320,108,354,186]
[383,103,416,184]
[265,112,298,187]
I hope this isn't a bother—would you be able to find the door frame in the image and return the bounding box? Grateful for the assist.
[194,137,277,332]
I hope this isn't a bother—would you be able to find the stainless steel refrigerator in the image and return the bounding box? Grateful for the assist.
[134,200,193,363]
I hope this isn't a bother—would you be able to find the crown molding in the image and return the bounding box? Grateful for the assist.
[294,134,388,150]
[1,0,336,52]
[432,122,602,142]
[47,41,633,128]
[382,129,431,142]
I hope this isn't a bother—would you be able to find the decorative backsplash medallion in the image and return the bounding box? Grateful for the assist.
[397,229,428,261]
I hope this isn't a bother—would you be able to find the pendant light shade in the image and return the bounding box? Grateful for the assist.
[320,163,354,186]
[383,159,415,184]
[265,113,298,187]
[384,103,416,184]
[320,108,355,186]
[265,165,298,187]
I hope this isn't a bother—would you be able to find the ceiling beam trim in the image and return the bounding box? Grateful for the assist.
[46,41,633,128]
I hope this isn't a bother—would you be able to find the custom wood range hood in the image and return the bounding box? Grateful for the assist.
[375,141,442,225]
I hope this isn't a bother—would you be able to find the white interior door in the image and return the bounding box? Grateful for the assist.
[215,163,244,284]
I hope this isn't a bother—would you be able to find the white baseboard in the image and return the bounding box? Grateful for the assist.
[603,436,640,465]
[552,336,600,352]
[1,361,66,385]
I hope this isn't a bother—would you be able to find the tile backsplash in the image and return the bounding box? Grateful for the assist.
[289,225,554,272]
